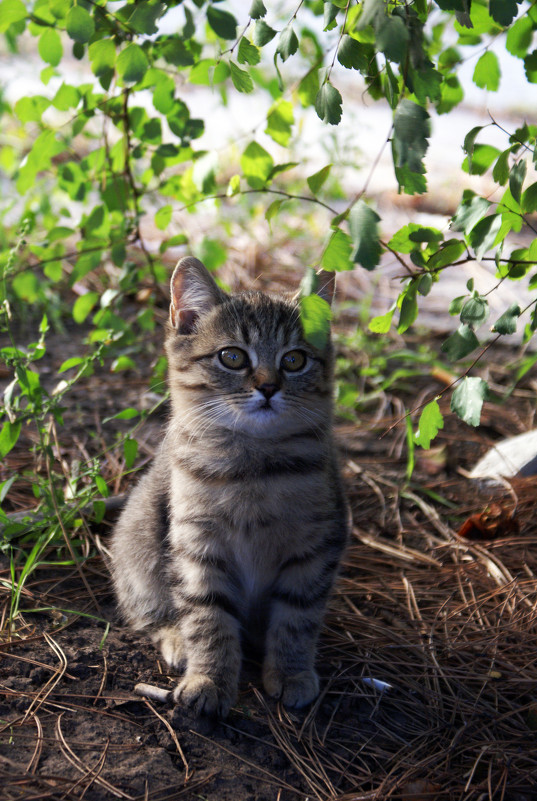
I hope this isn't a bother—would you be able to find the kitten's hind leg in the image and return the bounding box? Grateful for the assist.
[152,626,186,670]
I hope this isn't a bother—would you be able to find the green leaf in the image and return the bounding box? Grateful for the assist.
[376,14,409,62]
[0,475,17,505]
[16,129,62,194]
[489,0,520,26]
[73,292,99,324]
[117,44,148,84]
[128,1,165,35]
[227,174,241,196]
[0,421,21,459]
[124,437,138,469]
[254,19,277,46]
[394,166,427,195]
[0,0,26,32]
[152,72,175,114]
[463,143,501,175]
[300,266,319,299]
[414,400,444,449]
[418,274,433,296]
[492,303,521,335]
[155,204,172,230]
[265,198,284,225]
[238,37,261,66]
[94,475,109,498]
[369,308,395,334]
[104,408,140,422]
[240,141,273,189]
[52,83,80,111]
[509,160,527,204]
[38,28,62,66]
[492,148,511,185]
[467,213,502,259]
[506,15,533,58]
[337,35,365,69]
[230,61,254,93]
[409,66,443,104]
[321,228,353,272]
[473,51,500,91]
[161,39,195,67]
[451,377,488,427]
[315,81,342,125]
[409,228,443,244]
[58,356,84,373]
[66,5,95,43]
[521,181,537,214]
[441,324,479,360]
[249,0,266,19]
[524,50,537,83]
[48,0,69,20]
[298,69,319,107]
[389,223,435,253]
[392,99,430,191]
[89,39,116,77]
[276,25,298,61]
[112,356,136,373]
[397,282,419,334]
[460,296,489,328]
[436,73,464,114]
[427,239,466,270]
[15,95,50,122]
[451,192,491,234]
[307,164,332,195]
[299,294,332,350]
[324,2,338,30]
[265,100,293,146]
[207,6,237,39]
[268,162,298,180]
[349,201,381,270]
[462,125,484,170]
[449,296,466,316]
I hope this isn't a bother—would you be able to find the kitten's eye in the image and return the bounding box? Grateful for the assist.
[218,347,249,370]
[281,350,307,372]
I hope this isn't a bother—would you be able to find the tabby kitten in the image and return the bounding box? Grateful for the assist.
[110,257,349,717]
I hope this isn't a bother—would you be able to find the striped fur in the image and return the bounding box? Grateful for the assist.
[110,257,349,717]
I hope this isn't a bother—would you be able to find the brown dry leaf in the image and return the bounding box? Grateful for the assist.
[457,502,519,541]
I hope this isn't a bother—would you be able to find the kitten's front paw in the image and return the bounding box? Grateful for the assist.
[172,673,235,717]
[152,626,185,669]
[263,668,320,709]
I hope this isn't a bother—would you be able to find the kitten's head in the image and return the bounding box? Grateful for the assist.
[165,257,336,439]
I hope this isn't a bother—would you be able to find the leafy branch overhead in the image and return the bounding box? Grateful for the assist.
[1,0,537,467]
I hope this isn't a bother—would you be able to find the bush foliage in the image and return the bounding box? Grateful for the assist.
[1,0,537,563]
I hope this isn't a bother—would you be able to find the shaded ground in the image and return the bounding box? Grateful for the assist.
[2,279,537,801]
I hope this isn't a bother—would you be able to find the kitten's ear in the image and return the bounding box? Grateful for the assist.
[315,270,336,307]
[169,257,225,333]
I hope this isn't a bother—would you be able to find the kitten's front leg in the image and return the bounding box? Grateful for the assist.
[262,599,323,709]
[263,540,345,709]
[167,548,242,717]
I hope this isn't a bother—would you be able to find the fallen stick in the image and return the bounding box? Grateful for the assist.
[134,682,172,704]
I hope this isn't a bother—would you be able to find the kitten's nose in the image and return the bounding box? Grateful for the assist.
[257,383,279,399]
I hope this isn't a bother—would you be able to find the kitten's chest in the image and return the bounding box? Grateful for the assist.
[232,531,280,601]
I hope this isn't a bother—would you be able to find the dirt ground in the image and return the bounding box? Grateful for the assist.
[2,281,537,801]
